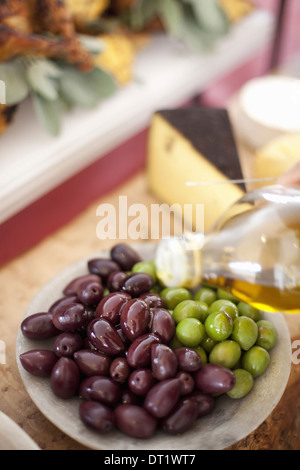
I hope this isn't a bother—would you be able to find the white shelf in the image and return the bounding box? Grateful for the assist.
[0,10,274,224]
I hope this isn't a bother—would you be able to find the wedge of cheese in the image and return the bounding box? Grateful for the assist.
[253,133,300,186]
[147,107,245,232]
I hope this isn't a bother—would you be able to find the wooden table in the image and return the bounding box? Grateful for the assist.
[0,171,300,450]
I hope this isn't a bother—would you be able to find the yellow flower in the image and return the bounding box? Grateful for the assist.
[65,0,110,24]
[94,33,136,85]
[218,0,254,22]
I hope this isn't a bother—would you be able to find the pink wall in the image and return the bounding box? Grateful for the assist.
[201,0,300,107]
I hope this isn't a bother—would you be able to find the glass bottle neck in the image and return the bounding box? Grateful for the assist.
[155,235,203,288]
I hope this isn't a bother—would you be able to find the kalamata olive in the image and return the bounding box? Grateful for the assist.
[63,274,101,296]
[79,375,121,405]
[115,324,131,348]
[149,308,175,344]
[110,244,141,271]
[19,349,57,376]
[119,388,140,405]
[88,258,120,281]
[73,349,111,376]
[86,318,125,356]
[21,312,60,339]
[114,404,157,438]
[176,371,195,395]
[121,273,154,297]
[109,357,130,383]
[77,280,104,306]
[143,378,181,418]
[79,400,115,433]
[151,343,178,381]
[127,333,160,368]
[187,391,215,418]
[139,292,167,309]
[95,292,131,325]
[128,368,155,396]
[174,347,202,372]
[120,298,150,341]
[194,363,236,394]
[52,302,90,332]
[50,357,80,398]
[53,332,83,358]
[107,271,128,292]
[161,397,198,435]
[49,295,79,314]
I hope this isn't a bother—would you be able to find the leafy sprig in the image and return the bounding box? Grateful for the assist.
[0,35,117,136]
[127,0,230,52]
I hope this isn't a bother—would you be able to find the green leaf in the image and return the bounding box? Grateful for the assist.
[187,0,229,35]
[0,59,29,105]
[31,92,61,136]
[128,0,158,30]
[59,64,117,108]
[26,60,59,101]
[179,4,217,52]
[78,34,106,54]
[156,0,184,37]
[37,59,62,78]
[86,66,118,99]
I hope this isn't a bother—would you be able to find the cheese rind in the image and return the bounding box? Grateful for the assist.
[147,107,245,232]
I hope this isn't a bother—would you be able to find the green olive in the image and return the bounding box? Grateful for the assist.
[176,318,205,347]
[193,345,207,364]
[209,340,241,369]
[209,299,238,321]
[194,287,217,306]
[237,301,263,322]
[204,311,233,341]
[173,299,208,324]
[256,320,278,350]
[200,332,217,353]
[231,316,258,351]
[241,345,270,378]
[169,335,183,349]
[227,369,254,399]
[160,287,192,310]
[132,261,157,283]
[217,288,239,303]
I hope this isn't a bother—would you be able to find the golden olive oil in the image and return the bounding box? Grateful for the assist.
[156,185,300,314]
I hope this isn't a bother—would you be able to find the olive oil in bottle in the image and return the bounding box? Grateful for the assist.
[155,185,300,314]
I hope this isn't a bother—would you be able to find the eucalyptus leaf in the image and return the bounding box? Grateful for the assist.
[0,59,29,105]
[26,61,59,101]
[31,92,61,136]
[36,59,62,78]
[177,8,214,52]
[59,64,117,108]
[129,0,158,30]
[85,66,118,99]
[156,0,184,37]
[78,34,106,54]
[187,0,229,35]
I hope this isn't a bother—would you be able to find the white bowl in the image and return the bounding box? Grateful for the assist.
[237,75,300,149]
[16,243,291,450]
[0,411,39,450]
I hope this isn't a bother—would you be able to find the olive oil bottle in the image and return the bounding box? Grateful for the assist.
[155,185,300,314]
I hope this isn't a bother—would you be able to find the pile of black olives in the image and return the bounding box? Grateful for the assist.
[19,243,277,439]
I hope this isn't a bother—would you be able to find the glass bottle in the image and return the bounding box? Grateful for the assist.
[155,185,300,314]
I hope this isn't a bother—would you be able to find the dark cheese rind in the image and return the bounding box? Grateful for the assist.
[158,107,245,190]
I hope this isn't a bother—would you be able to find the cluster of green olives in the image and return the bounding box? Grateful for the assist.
[156,283,278,400]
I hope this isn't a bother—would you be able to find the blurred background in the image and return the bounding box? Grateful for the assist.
[0,0,300,265]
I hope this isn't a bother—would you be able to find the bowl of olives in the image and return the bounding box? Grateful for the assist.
[16,242,291,450]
